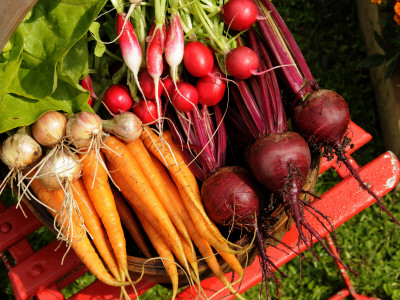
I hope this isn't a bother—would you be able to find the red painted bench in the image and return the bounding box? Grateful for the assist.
[1,121,399,299]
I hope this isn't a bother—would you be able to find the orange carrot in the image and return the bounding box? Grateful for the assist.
[111,185,153,259]
[78,151,128,280]
[140,127,241,254]
[72,179,121,280]
[135,210,179,300]
[150,154,245,287]
[30,179,128,287]
[125,138,194,258]
[101,138,189,273]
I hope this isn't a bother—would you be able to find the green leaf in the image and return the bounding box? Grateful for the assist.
[0,73,89,133]
[61,37,89,83]
[0,31,24,95]
[357,54,386,69]
[89,22,106,58]
[7,0,107,100]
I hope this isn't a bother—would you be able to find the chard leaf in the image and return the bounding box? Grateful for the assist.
[0,74,89,133]
[7,0,107,100]
[0,31,24,95]
[61,37,89,83]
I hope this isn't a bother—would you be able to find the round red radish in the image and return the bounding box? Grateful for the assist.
[132,99,160,124]
[171,82,199,112]
[183,41,214,77]
[221,0,258,31]
[196,66,226,106]
[139,68,162,99]
[226,46,258,79]
[161,76,175,98]
[102,85,133,115]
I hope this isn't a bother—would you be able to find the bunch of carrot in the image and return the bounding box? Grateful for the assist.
[0,107,247,299]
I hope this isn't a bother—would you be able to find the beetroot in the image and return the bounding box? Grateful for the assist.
[202,166,263,229]
[292,89,400,226]
[225,29,358,277]
[201,166,284,296]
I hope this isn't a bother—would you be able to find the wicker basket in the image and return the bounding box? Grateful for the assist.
[1,151,320,288]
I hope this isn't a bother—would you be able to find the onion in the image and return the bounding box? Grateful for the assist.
[66,112,103,149]
[0,128,42,171]
[32,111,67,147]
[0,128,43,212]
[37,151,81,190]
[102,112,143,142]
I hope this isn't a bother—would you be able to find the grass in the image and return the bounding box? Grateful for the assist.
[1,0,400,299]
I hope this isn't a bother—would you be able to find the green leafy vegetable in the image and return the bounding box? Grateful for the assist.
[0,0,107,134]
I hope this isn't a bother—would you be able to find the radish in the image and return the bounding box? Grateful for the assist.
[161,75,175,98]
[80,75,97,107]
[138,68,162,99]
[183,41,214,77]
[146,24,165,130]
[132,99,160,125]
[221,0,258,31]
[165,13,184,82]
[291,89,400,226]
[102,85,133,115]
[226,46,258,79]
[171,82,199,112]
[116,13,144,98]
[196,65,226,107]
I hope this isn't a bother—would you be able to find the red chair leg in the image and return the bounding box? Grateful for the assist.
[326,235,380,300]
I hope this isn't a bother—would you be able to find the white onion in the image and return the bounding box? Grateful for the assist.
[38,151,81,190]
[66,112,102,149]
[0,129,42,171]
[102,112,143,142]
[32,111,67,147]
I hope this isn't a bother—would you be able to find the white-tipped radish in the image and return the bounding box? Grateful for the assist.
[116,13,142,83]
[165,13,184,82]
[146,24,165,131]
[102,111,143,142]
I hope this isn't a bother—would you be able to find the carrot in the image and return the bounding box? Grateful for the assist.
[72,179,121,281]
[111,185,153,259]
[78,151,128,280]
[30,179,128,287]
[140,127,241,254]
[101,138,189,273]
[125,138,194,259]
[135,210,179,300]
[150,153,245,291]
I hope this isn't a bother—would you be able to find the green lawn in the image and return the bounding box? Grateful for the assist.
[2,0,400,299]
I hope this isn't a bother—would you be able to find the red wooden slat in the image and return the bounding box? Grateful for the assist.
[9,240,83,300]
[176,151,400,299]
[68,278,156,300]
[0,203,43,252]
[319,121,372,174]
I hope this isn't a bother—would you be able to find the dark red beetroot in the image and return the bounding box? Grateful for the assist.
[292,89,400,226]
[201,166,284,296]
